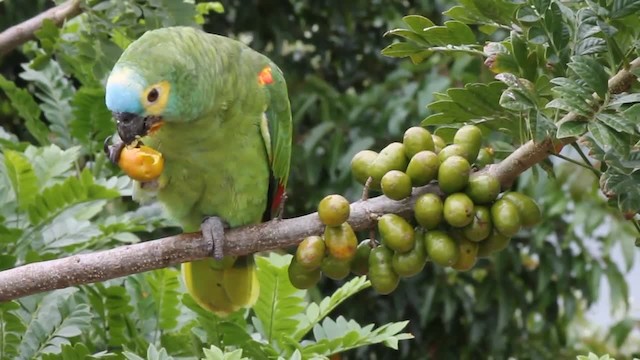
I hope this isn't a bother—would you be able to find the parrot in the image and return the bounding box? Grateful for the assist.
[103,26,292,316]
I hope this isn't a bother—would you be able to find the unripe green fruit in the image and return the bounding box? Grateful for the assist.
[501,192,541,227]
[414,193,443,230]
[477,230,511,257]
[378,214,415,253]
[351,239,373,275]
[318,194,350,226]
[451,237,478,271]
[391,230,427,277]
[381,170,413,200]
[406,151,440,186]
[369,143,408,189]
[465,174,500,204]
[424,230,459,267]
[438,155,471,194]
[453,124,483,163]
[351,150,378,185]
[324,223,358,261]
[368,245,400,294]
[288,257,321,289]
[321,255,351,280]
[443,193,475,228]
[403,127,434,159]
[462,206,492,242]
[295,235,326,270]
[491,199,521,237]
[438,144,470,163]
[475,147,494,168]
[432,135,446,154]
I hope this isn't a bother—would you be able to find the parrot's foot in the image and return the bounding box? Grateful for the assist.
[275,191,288,220]
[104,136,125,164]
[202,216,228,260]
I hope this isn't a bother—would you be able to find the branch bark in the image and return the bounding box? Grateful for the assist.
[0,56,638,302]
[0,0,83,57]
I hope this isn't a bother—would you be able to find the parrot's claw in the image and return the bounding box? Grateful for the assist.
[104,136,126,165]
[202,216,228,260]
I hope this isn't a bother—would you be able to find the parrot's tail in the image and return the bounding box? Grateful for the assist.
[181,255,259,316]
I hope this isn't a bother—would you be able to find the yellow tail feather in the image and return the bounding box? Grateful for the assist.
[182,255,259,316]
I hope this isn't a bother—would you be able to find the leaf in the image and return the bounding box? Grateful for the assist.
[23,144,82,187]
[19,61,75,148]
[125,344,174,360]
[253,253,307,348]
[556,120,587,138]
[611,0,640,18]
[146,268,181,331]
[293,276,370,341]
[18,290,92,359]
[605,263,629,311]
[28,168,119,225]
[607,93,640,107]
[588,121,629,156]
[0,74,49,145]
[567,56,609,98]
[0,302,25,360]
[381,42,425,58]
[4,150,39,211]
[402,15,435,33]
[69,87,116,149]
[41,343,92,360]
[595,112,635,134]
[299,316,413,358]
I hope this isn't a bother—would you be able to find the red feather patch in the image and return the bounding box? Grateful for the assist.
[258,66,273,86]
[270,183,286,213]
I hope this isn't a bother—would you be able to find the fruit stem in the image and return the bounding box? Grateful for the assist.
[361,177,372,201]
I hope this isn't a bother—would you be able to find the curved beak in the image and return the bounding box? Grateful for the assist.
[114,112,163,144]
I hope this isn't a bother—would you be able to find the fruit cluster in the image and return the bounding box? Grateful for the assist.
[288,124,541,294]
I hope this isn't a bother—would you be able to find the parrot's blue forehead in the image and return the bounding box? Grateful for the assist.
[105,66,145,114]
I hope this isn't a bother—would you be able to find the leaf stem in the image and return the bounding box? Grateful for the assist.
[550,151,601,177]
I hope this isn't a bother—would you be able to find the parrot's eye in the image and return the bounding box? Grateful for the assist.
[147,88,159,103]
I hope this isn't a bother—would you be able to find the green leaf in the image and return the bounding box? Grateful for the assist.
[607,93,640,107]
[18,290,92,359]
[595,112,635,134]
[293,276,370,341]
[610,0,640,18]
[253,253,307,348]
[556,120,587,138]
[69,87,115,149]
[41,343,92,360]
[125,344,175,360]
[28,168,119,225]
[146,268,181,331]
[23,144,81,187]
[19,61,75,148]
[0,302,25,360]
[0,74,49,145]
[381,42,424,58]
[605,263,629,310]
[4,150,39,211]
[588,121,629,156]
[567,56,609,98]
[402,15,435,33]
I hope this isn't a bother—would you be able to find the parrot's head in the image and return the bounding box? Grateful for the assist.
[105,27,205,145]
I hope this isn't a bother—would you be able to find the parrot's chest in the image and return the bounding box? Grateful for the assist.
[150,129,270,231]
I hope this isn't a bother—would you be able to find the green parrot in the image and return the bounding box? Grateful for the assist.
[104,26,292,316]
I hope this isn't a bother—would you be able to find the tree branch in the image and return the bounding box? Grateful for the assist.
[0,56,638,303]
[0,0,83,57]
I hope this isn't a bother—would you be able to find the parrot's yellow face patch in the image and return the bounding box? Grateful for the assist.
[141,81,171,116]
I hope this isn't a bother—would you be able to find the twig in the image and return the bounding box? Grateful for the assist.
[0,0,83,57]
[0,56,639,302]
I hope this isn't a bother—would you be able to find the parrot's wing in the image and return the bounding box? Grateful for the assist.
[259,63,292,219]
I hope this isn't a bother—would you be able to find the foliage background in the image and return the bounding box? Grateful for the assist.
[0,0,639,359]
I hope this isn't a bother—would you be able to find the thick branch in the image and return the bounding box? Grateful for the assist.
[0,0,83,57]
[0,56,638,302]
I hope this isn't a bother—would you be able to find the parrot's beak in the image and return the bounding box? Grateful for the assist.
[113,112,163,145]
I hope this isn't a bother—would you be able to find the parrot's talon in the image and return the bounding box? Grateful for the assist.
[201,216,228,260]
[104,137,126,165]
